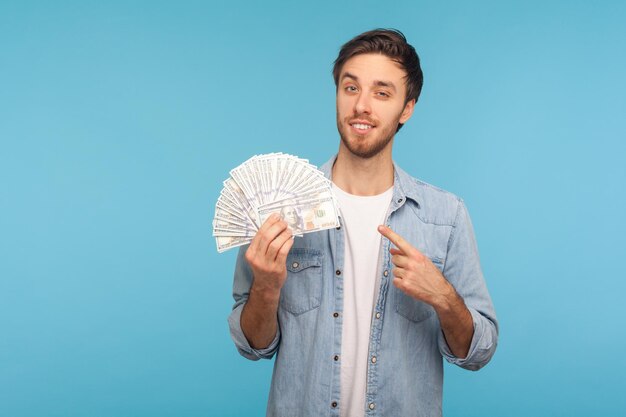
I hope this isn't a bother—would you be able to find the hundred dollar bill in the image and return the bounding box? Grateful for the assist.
[216,197,247,221]
[271,156,287,200]
[278,159,296,189]
[223,178,260,229]
[215,197,257,235]
[293,174,331,195]
[213,213,248,230]
[229,156,257,203]
[216,235,252,253]
[214,153,339,252]
[254,154,275,205]
[212,227,256,237]
[259,189,336,212]
[257,196,340,235]
[212,211,255,231]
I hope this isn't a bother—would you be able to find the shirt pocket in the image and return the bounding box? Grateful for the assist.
[394,257,444,323]
[280,248,323,316]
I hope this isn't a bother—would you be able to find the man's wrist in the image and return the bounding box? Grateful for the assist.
[432,281,463,315]
[250,283,281,305]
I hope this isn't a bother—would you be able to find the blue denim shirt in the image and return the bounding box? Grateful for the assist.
[228,156,498,417]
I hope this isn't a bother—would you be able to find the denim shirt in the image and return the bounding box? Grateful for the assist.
[228,156,498,417]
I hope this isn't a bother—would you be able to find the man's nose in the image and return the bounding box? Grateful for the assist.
[354,92,371,114]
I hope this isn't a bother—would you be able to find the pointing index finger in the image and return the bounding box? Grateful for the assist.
[377,225,413,254]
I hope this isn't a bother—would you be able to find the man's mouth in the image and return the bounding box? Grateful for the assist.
[351,123,373,130]
[349,120,375,134]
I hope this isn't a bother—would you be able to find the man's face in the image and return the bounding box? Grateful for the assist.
[336,53,415,159]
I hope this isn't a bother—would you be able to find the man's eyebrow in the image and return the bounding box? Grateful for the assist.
[373,80,396,91]
[341,72,359,82]
[341,72,396,91]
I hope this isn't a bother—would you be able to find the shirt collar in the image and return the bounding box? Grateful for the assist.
[319,154,421,208]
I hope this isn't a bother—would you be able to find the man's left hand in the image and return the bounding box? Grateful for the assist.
[377,225,454,307]
[378,224,474,358]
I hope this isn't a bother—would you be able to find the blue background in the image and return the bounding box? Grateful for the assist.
[1,1,625,416]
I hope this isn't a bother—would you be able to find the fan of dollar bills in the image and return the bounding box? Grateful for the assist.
[214,153,340,252]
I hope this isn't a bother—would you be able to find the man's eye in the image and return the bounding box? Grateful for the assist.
[345,86,357,92]
[377,91,390,98]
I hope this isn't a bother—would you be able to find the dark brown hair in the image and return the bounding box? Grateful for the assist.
[333,29,424,129]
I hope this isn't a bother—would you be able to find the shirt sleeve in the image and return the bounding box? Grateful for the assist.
[227,245,281,361]
[437,199,499,371]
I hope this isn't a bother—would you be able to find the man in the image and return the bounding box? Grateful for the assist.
[228,29,498,417]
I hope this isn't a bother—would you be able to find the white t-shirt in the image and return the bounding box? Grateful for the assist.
[332,183,393,417]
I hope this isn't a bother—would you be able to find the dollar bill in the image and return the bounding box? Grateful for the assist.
[212,213,253,232]
[213,226,256,237]
[257,196,340,235]
[213,153,340,252]
[216,235,252,253]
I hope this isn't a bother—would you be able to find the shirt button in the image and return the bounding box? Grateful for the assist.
[383,270,389,277]
[371,356,377,364]
[331,401,338,408]
[335,269,341,276]
[375,312,381,319]
[334,355,339,361]
[292,261,299,269]
[333,312,339,318]
[369,403,375,410]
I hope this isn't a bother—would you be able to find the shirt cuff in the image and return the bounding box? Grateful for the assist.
[438,307,496,371]
[228,302,280,361]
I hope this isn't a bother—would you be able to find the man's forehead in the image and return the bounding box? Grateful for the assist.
[339,53,407,85]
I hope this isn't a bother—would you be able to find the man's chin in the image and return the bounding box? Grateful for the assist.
[346,146,384,159]
[340,136,391,160]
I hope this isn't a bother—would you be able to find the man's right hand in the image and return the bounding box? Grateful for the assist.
[241,213,294,349]
[245,213,294,298]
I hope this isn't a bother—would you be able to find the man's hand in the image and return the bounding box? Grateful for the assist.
[377,225,453,306]
[377,225,474,358]
[245,213,295,298]
[240,213,294,349]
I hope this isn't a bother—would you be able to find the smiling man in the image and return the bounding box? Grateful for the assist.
[228,29,498,417]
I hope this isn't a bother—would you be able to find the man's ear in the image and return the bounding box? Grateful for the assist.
[399,99,416,124]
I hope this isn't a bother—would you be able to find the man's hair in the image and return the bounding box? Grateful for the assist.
[333,29,423,131]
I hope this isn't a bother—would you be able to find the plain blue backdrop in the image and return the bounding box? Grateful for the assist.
[1,1,625,416]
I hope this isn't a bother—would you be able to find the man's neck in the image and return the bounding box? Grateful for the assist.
[332,144,394,196]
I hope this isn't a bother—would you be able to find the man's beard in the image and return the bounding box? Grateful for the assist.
[337,113,400,159]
